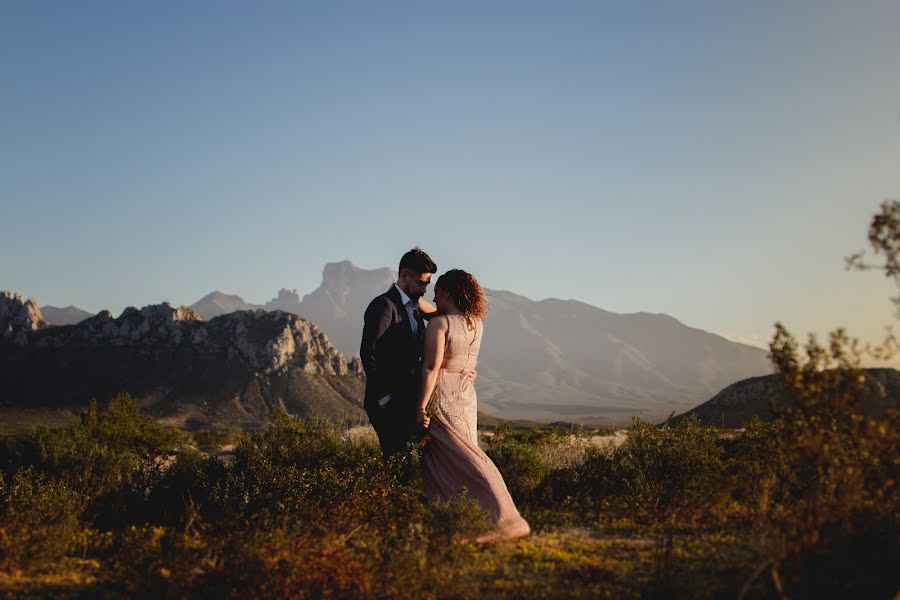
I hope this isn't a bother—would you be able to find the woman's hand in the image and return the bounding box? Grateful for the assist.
[416,408,430,428]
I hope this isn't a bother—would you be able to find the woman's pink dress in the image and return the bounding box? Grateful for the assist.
[420,314,530,541]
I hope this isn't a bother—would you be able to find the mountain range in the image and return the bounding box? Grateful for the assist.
[7,267,898,428]
[186,261,773,423]
[5,260,777,425]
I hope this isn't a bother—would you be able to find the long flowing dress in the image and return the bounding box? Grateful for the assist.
[420,314,530,541]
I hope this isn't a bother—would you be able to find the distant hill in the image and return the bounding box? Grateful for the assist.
[42,305,94,326]
[188,262,772,424]
[473,290,771,424]
[0,292,365,430]
[190,291,260,319]
[671,368,900,428]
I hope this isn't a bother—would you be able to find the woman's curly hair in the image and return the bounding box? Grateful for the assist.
[436,269,487,323]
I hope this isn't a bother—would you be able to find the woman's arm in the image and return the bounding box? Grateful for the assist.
[416,316,448,427]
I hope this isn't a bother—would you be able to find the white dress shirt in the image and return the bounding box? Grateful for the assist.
[394,283,419,335]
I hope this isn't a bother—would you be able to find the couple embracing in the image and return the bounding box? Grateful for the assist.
[360,248,530,543]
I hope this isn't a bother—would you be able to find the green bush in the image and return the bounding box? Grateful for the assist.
[233,412,370,472]
[0,468,83,572]
[0,393,186,497]
[483,423,551,504]
[726,417,790,524]
[189,429,242,452]
[611,416,727,529]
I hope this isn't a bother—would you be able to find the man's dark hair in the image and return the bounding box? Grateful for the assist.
[399,247,436,275]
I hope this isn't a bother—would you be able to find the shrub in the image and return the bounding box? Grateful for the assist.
[189,429,242,452]
[0,468,83,572]
[613,416,726,529]
[727,417,790,524]
[232,412,371,472]
[483,424,552,504]
[744,325,900,598]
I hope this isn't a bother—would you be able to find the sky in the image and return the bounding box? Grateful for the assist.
[2,0,899,362]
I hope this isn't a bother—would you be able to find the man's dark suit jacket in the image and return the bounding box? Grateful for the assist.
[360,285,426,412]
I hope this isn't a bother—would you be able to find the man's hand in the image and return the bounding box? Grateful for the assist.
[418,296,438,320]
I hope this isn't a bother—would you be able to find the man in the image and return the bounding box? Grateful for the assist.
[360,247,437,460]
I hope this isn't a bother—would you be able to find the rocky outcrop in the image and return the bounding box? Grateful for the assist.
[26,302,362,378]
[0,295,366,429]
[262,289,303,313]
[0,291,48,345]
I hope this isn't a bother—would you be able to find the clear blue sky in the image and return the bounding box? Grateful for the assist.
[2,0,899,359]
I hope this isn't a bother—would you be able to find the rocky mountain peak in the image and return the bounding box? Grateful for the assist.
[275,288,301,302]
[320,261,395,296]
[263,288,303,313]
[320,261,359,293]
[132,303,203,323]
[196,290,244,304]
[0,290,48,345]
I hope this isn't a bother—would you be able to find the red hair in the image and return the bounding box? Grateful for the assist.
[436,269,487,323]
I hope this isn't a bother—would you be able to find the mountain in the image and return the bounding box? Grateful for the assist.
[293,262,396,357]
[0,291,365,430]
[468,290,772,424]
[189,262,394,357]
[191,289,305,320]
[262,288,303,313]
[190,291,260,319]
[42,305,94,326]
[670,368,900,428]
[470,291,771,423]
[184,261,774,424]
[264,262,771,424]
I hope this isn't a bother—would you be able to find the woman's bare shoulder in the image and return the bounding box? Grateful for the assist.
[428,315,450,333]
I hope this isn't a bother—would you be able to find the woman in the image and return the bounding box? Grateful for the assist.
[415,269,530,542]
